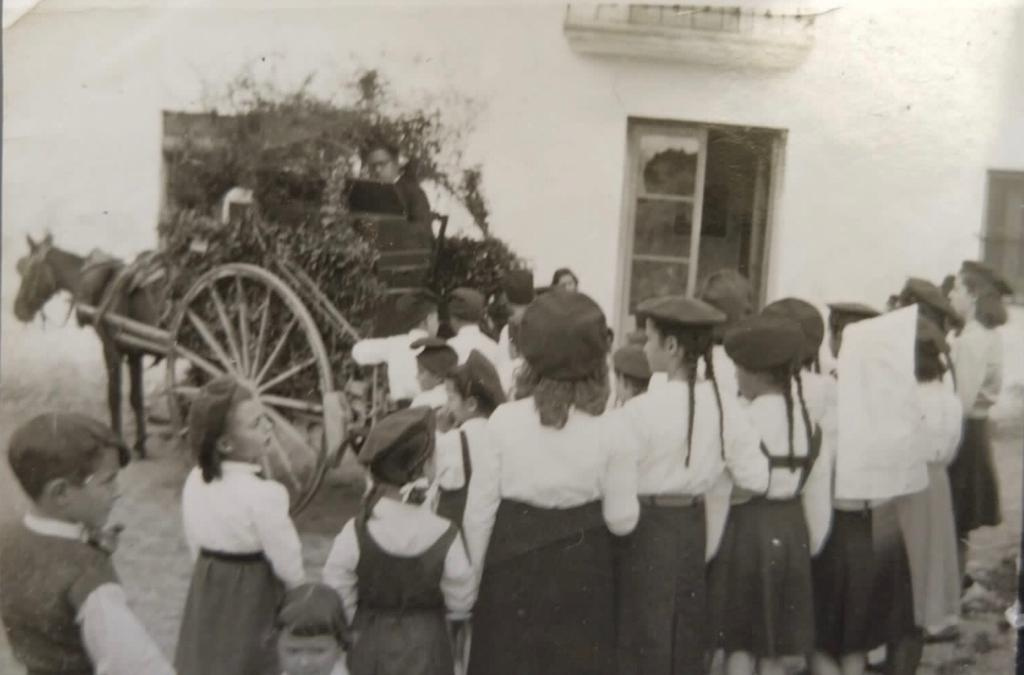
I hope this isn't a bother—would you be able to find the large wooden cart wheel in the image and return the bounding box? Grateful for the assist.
[165,263,346,514]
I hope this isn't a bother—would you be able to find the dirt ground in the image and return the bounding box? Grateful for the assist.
[0,311,1020,674]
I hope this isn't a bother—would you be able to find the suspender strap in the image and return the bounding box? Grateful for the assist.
[459,430,472,486]
[758,422,822,497]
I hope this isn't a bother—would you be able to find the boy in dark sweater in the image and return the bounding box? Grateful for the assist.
[0,412,173,675]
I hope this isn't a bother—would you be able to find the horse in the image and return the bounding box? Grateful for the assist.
[13,233,168,461]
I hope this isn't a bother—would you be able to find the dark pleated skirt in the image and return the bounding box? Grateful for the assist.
[468,499,615,675]
[708,499,814,658]
[812,509,876,657]
[348,609,452,675]
[864,502,916,649]
[174,551,283,675]
[948,417,1002,538]
[615,502,706,675]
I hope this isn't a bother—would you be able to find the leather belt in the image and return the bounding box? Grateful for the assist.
[639,494,702,508]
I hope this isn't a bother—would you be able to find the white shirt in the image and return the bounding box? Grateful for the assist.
[462,398,640,579]
[951,320,1003,419]
[613,380,768,497]
[181,461,305,589]
[434,417,489,491]
[448,325,501,367]
[351,329,428,402]
[411,383,448,410]
[915,379,964,465]
[742,391,828,500]
[22,514,174,675]
[321,499,475,623]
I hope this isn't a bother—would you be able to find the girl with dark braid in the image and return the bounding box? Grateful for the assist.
[322,406,474,675]
[710,315,829,675]
[613,296,767,675]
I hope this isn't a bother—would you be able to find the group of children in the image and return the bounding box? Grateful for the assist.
[0,259,1012,675]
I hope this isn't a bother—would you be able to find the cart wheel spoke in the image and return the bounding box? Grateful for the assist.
[210,284,244,374]
[173,344,226,380]
[258,356,317,395]
[253,316,298,385]
[187,310,241,375]
[261,394,323,414]
[235,277,252,376]
[251,288,272,379]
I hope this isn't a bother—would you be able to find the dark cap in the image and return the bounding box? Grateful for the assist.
[519,291,608,380]
[411,337,458,377]
[637,295,727,328]
[961,261,1014,296]
[448,287,486,322]
[372,290,438,338]
[7,412,128,498]
[724,315,805,371]
[698,269,754,324]
[626,330,648,346]
[613,345,652,381]
[900,278,957,323]
[277,583,349,644]
[762,298,825,363]
[502,270,535,306]
[916,316,949,354]
[827,302,880,327]
[453,350,507,411]
[358,406,436,485]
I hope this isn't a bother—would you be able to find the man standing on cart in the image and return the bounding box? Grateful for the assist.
[362,141,434,246]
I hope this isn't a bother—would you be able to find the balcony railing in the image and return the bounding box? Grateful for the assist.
[563,4,819,69]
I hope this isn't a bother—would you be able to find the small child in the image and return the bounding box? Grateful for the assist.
[611,343,652,405]
[446,287,502,367]
[175,375,306,675]
[0,413,173,674]
[276,583,352,675]
[434,349,508,524]
[322,406,475,675]
[410,337,459,412]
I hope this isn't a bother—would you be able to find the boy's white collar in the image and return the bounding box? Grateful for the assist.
[23,512,88,542]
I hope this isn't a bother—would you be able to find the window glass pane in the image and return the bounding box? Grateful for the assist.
[629,258,689,311]
[640,134,699,197]
[634,198,693,255]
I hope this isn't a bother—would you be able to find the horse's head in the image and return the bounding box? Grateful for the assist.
[13,234,59,322]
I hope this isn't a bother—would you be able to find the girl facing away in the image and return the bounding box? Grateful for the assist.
[175,376,306,675]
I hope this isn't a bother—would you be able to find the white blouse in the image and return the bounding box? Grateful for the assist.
[434,417,488,491]
[321,499,475,623]
[351,329,428,402]
[462,398,640,578]
[914,379,964,465]
[181,461,305,589]
[448,325,502,367]
[614,379,768,497]
[951,320,1003,419]
[411,383,447,410]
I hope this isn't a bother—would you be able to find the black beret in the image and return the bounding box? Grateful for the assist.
[827,302,880,326]
[724,315,805,371]
[454,350,507,410]
[358,406,435,485]
[613,345,652,381]
[502,270,535,306]
[961,261,1014,296]
[277,583,349,644]
[637,295,726,327]
[372,290,438,337]
[901,278,957,322]
[762,298,825,362]
[519,290,608,380]
[448,287,486,322]
[411,337,458,377]
[916,316,950,354]
[698,269,755,324]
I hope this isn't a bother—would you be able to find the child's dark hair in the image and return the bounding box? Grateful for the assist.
[446,369,499,417]
[649,318,723,465]
[515,361,609,429]
[7,413,127,499]
[961,268,1009,328]
[551,267,579,288]
[188,376,252,483]
[615,371,650,396]
[276,583,351,649]
[915,344,947,383]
